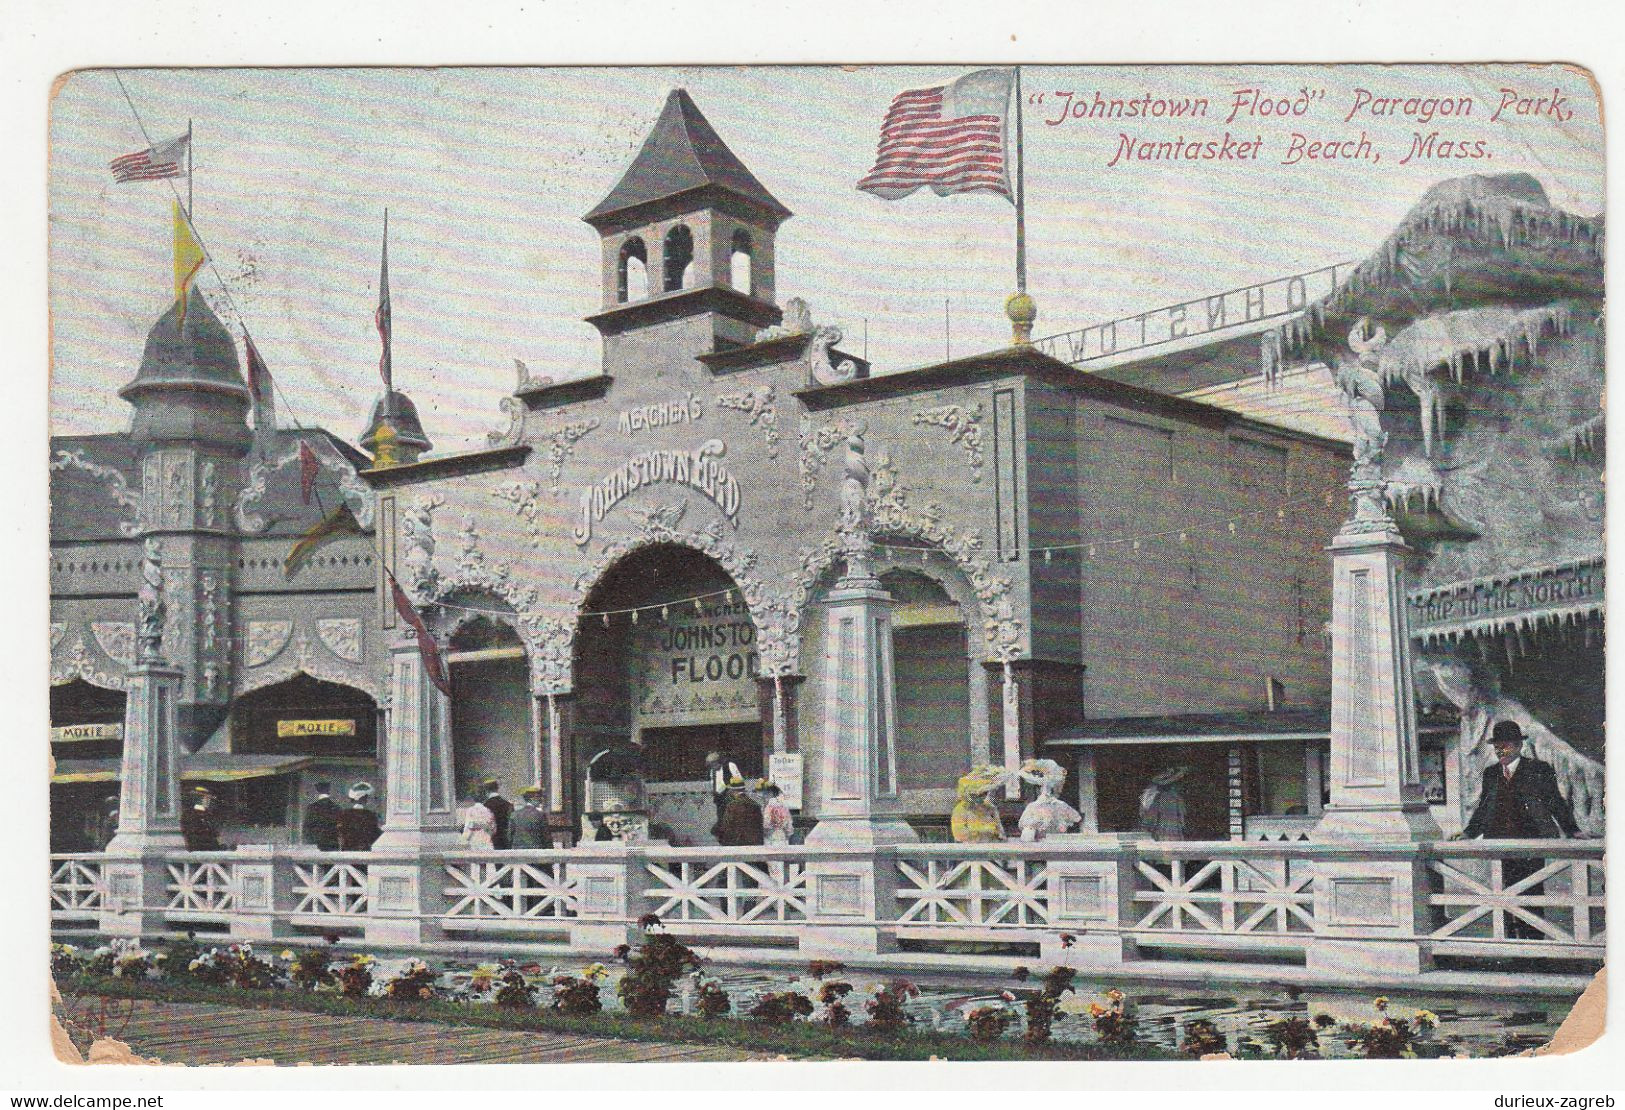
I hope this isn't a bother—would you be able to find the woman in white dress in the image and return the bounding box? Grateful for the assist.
[461,797,497,849]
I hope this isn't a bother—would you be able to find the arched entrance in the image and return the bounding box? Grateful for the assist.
[229,673,380,846]
[446,614,534,809]
[572,543,762,844]
[50,679,128,851]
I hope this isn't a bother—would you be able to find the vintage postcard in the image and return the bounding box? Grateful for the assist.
[43,60,1604,1072]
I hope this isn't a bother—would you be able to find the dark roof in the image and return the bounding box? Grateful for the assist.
[360,390,432,452]
[119,288,247,399]
[584,89,791,229]
[1046,707,1457,745]
[50,427,373,542]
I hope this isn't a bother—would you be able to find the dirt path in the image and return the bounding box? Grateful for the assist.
[67,997,785,1066]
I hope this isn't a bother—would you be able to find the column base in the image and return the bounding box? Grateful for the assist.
[369,827,463,854]
[97,856,173,938]
[363,860,448,946]
[804,816,919,846]
[1316,802,1441,841]
[103,831,186,855]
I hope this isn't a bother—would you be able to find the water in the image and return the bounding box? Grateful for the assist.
[435,956,1575,1059]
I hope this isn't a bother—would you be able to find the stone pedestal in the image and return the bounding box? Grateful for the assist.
[1307,855,1432,976]
[805,564,917,847]
[228,847,289,940]
[568,844,641,951]
[98,856,172,937]
[374,637,461,854]
[800,851,899,958]
[1040,853,1137,966]
[105,662,187,855]
[366,637,460,944]
[1316,522,1440,842]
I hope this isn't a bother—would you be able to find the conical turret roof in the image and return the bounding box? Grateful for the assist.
[120,287,247,399]
[584,89,790,229]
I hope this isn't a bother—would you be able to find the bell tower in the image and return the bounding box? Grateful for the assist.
[583,89,791,358]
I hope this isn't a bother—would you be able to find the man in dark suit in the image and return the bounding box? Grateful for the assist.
[508,786,553,850]
[303,781,341,851]
[1456,720,1579,939]
[180,786,223,851]
[336,782,383,851]
[481,779,513,849]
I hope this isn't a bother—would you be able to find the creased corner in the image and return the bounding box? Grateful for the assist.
[1532,967,1606,1056]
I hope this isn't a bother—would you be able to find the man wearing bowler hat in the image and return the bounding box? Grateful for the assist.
[1455,720,1579,939]
[481,779,513,850]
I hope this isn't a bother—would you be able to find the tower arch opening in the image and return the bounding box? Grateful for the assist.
[617,236,649,302]
[729,229,753,295]
[663,225,695,292]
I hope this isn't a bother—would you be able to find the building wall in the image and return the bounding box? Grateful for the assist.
[1075,401,1346,718]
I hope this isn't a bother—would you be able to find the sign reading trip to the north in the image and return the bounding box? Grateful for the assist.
[573,439,742,546]
[632,599,760,727]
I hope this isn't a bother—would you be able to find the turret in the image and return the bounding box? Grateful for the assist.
[583,89,791,354]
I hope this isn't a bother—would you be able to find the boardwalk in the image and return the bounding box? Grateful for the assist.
[72,998,784,1066]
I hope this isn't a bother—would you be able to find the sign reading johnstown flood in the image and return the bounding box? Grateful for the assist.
[633,599,760,725]
[43,58,1605,1068]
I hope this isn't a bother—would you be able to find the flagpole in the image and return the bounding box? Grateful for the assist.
[1014,68,1026,295]
[186,119,193,219]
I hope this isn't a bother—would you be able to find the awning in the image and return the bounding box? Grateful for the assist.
[1045,709,1457,747]
[50,754,316,785]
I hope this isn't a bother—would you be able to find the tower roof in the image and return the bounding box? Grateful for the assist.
[361,389,432,453]
[119,288,247,400]
[584,89,791,230]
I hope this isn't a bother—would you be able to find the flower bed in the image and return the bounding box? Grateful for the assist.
[48,932,1177,1063]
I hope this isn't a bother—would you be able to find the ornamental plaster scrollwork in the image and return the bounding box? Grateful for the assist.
[783,451,1025,664]
[200,460,218,526]
[807,326,858,386]
[488,396,528,449]
[51,635,129,690]
[234,629,381,700]
[317,618,364,664]
[244,620,295,667]
[797,415,867,510]
[49,449,142,536]
[567,516,795,680]
[401,494,444,599]
[200,573,221,652]
[715,385,779,458]
[164,457,190,527]
[90,622,136,669]
[912,401,986,484]
[235,443,375,534]
[547,418,601,493]
[490,480,544,548]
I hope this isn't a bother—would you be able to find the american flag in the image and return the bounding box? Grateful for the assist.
[858,68,1015,202]
[109,133,190,183]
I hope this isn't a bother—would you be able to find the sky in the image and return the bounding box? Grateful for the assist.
[48,64,1604,452]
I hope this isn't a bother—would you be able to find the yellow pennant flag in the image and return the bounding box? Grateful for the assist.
[284,502,363,578]
[173,201,206,323]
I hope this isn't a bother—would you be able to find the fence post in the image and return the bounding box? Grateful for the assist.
[567,844,641,952]
[801,845,894,957]
[1043,844,1137,966]
[1307,847,1432,976]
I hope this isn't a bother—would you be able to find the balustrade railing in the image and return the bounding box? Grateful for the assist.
[643,850,810,925]
[442,852,577,924]
[49,838,1603,978]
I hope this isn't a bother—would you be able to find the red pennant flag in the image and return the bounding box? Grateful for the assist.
[389,574,451,696]
[299,441,320,505]
[377,211,392,390]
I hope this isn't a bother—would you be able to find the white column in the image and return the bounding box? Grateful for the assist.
[1317,519,1439,841]
[373,636,461,852]
[806,565,915,846]
[105,662,186,853]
